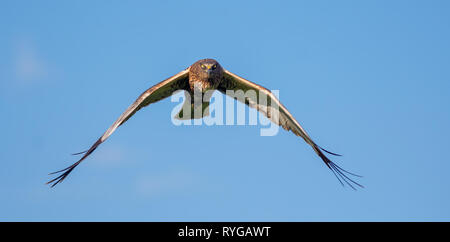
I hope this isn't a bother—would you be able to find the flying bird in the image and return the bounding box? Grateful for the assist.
[47,58,363,189]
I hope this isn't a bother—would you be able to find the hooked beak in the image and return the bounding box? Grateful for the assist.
[205,65,213,75]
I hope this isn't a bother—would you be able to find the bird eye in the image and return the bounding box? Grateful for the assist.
[212,64,217,70]
[201,64,206,69]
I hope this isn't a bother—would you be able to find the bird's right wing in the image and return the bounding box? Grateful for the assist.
[47,68,190,187]
[219,69,363,189]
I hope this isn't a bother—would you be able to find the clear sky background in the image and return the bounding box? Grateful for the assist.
[1,0,449,221]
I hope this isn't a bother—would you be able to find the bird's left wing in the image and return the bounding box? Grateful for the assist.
[218,69,363,189]
[47,68,190,187]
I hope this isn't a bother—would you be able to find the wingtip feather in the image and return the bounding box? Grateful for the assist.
[315,146,364,190]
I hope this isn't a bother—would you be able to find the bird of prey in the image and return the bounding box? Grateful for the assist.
[47,58,363,189]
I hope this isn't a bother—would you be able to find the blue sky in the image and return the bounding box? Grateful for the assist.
[1,0,449,221]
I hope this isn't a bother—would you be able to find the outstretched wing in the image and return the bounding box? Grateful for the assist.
[47,68,190,187]
[218,69,363,189]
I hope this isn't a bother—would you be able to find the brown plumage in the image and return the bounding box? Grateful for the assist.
[47,58,363,189]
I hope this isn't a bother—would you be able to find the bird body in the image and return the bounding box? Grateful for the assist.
[177,59,223,120]
[188,58,223,92]
[48,58,363,189]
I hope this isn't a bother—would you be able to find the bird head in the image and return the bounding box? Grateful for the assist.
[193,58,223,79]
